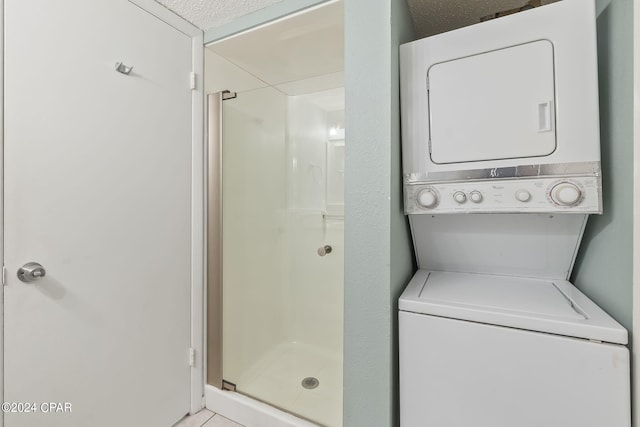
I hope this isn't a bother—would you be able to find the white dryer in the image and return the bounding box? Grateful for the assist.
[398,0,630,426]
[400,0,602,216]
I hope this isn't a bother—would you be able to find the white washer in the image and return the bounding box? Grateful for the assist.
[399,213,631,426]
[399,271,630,427]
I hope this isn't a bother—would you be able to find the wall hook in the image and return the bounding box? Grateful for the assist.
[115,62,134,75]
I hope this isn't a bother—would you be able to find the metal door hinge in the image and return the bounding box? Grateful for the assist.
[190,72,197,90]
[2,266,6,286]
[222,380,236,391]
[222,90,237,101]
[189,348,196,367]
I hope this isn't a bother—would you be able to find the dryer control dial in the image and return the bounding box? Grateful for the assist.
[453,191,467,204]
[550,182,582,206]
[515,189,531,202]
[417,188,438,208]
[469,191,483,203]
[405,176,600,214]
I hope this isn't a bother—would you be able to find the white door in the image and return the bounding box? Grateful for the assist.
[3,1,196,426]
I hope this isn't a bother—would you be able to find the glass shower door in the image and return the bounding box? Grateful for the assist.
[215,86,345,427]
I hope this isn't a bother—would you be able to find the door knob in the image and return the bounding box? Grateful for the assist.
[17,262,46,283]
[317,245,333,256]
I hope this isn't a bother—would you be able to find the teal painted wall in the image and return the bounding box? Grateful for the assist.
[389,1,416,425]
[343,0,414,425]
[572,0,634,334]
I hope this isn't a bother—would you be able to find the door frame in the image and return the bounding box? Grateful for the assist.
[633,0,639,424]
[128,0,205,414]
[0,0,206,418]
[0,1,5,422]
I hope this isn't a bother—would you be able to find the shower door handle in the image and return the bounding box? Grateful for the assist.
[317,245,333,256]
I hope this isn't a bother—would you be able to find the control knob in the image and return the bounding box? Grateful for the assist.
[453,191,467,204]
[550,182,582,206]
[469,191,483,203]
[417,188,438,209]
[515,189,531,202]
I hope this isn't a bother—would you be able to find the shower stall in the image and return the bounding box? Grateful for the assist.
[205,3,344,425]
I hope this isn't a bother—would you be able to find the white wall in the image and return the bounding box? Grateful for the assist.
[204,48,266,94]
[284,94,344,352]
[287,95,328,212]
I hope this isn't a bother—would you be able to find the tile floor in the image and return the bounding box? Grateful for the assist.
[174,409,244,427]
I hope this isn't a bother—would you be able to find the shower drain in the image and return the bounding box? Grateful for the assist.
[301,376,319,389]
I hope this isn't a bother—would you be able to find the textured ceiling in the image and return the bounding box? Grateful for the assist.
[156,0,562,36]
[154,0,284,30]
[407,0,559,38]
[207,0,343,88]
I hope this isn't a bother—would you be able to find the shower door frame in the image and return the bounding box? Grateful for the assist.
[206,91,225,389]
[206,90,243,391]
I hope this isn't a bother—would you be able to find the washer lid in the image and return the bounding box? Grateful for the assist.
[399,270,627,345]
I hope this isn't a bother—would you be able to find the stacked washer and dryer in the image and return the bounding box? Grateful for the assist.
[398,1,630,426]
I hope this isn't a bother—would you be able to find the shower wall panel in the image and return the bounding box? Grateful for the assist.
[285,95,344,353]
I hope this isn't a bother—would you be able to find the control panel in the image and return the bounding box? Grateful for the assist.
[404,176,602,214]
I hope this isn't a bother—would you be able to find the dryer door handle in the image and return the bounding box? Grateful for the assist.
[538,101,553,132]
